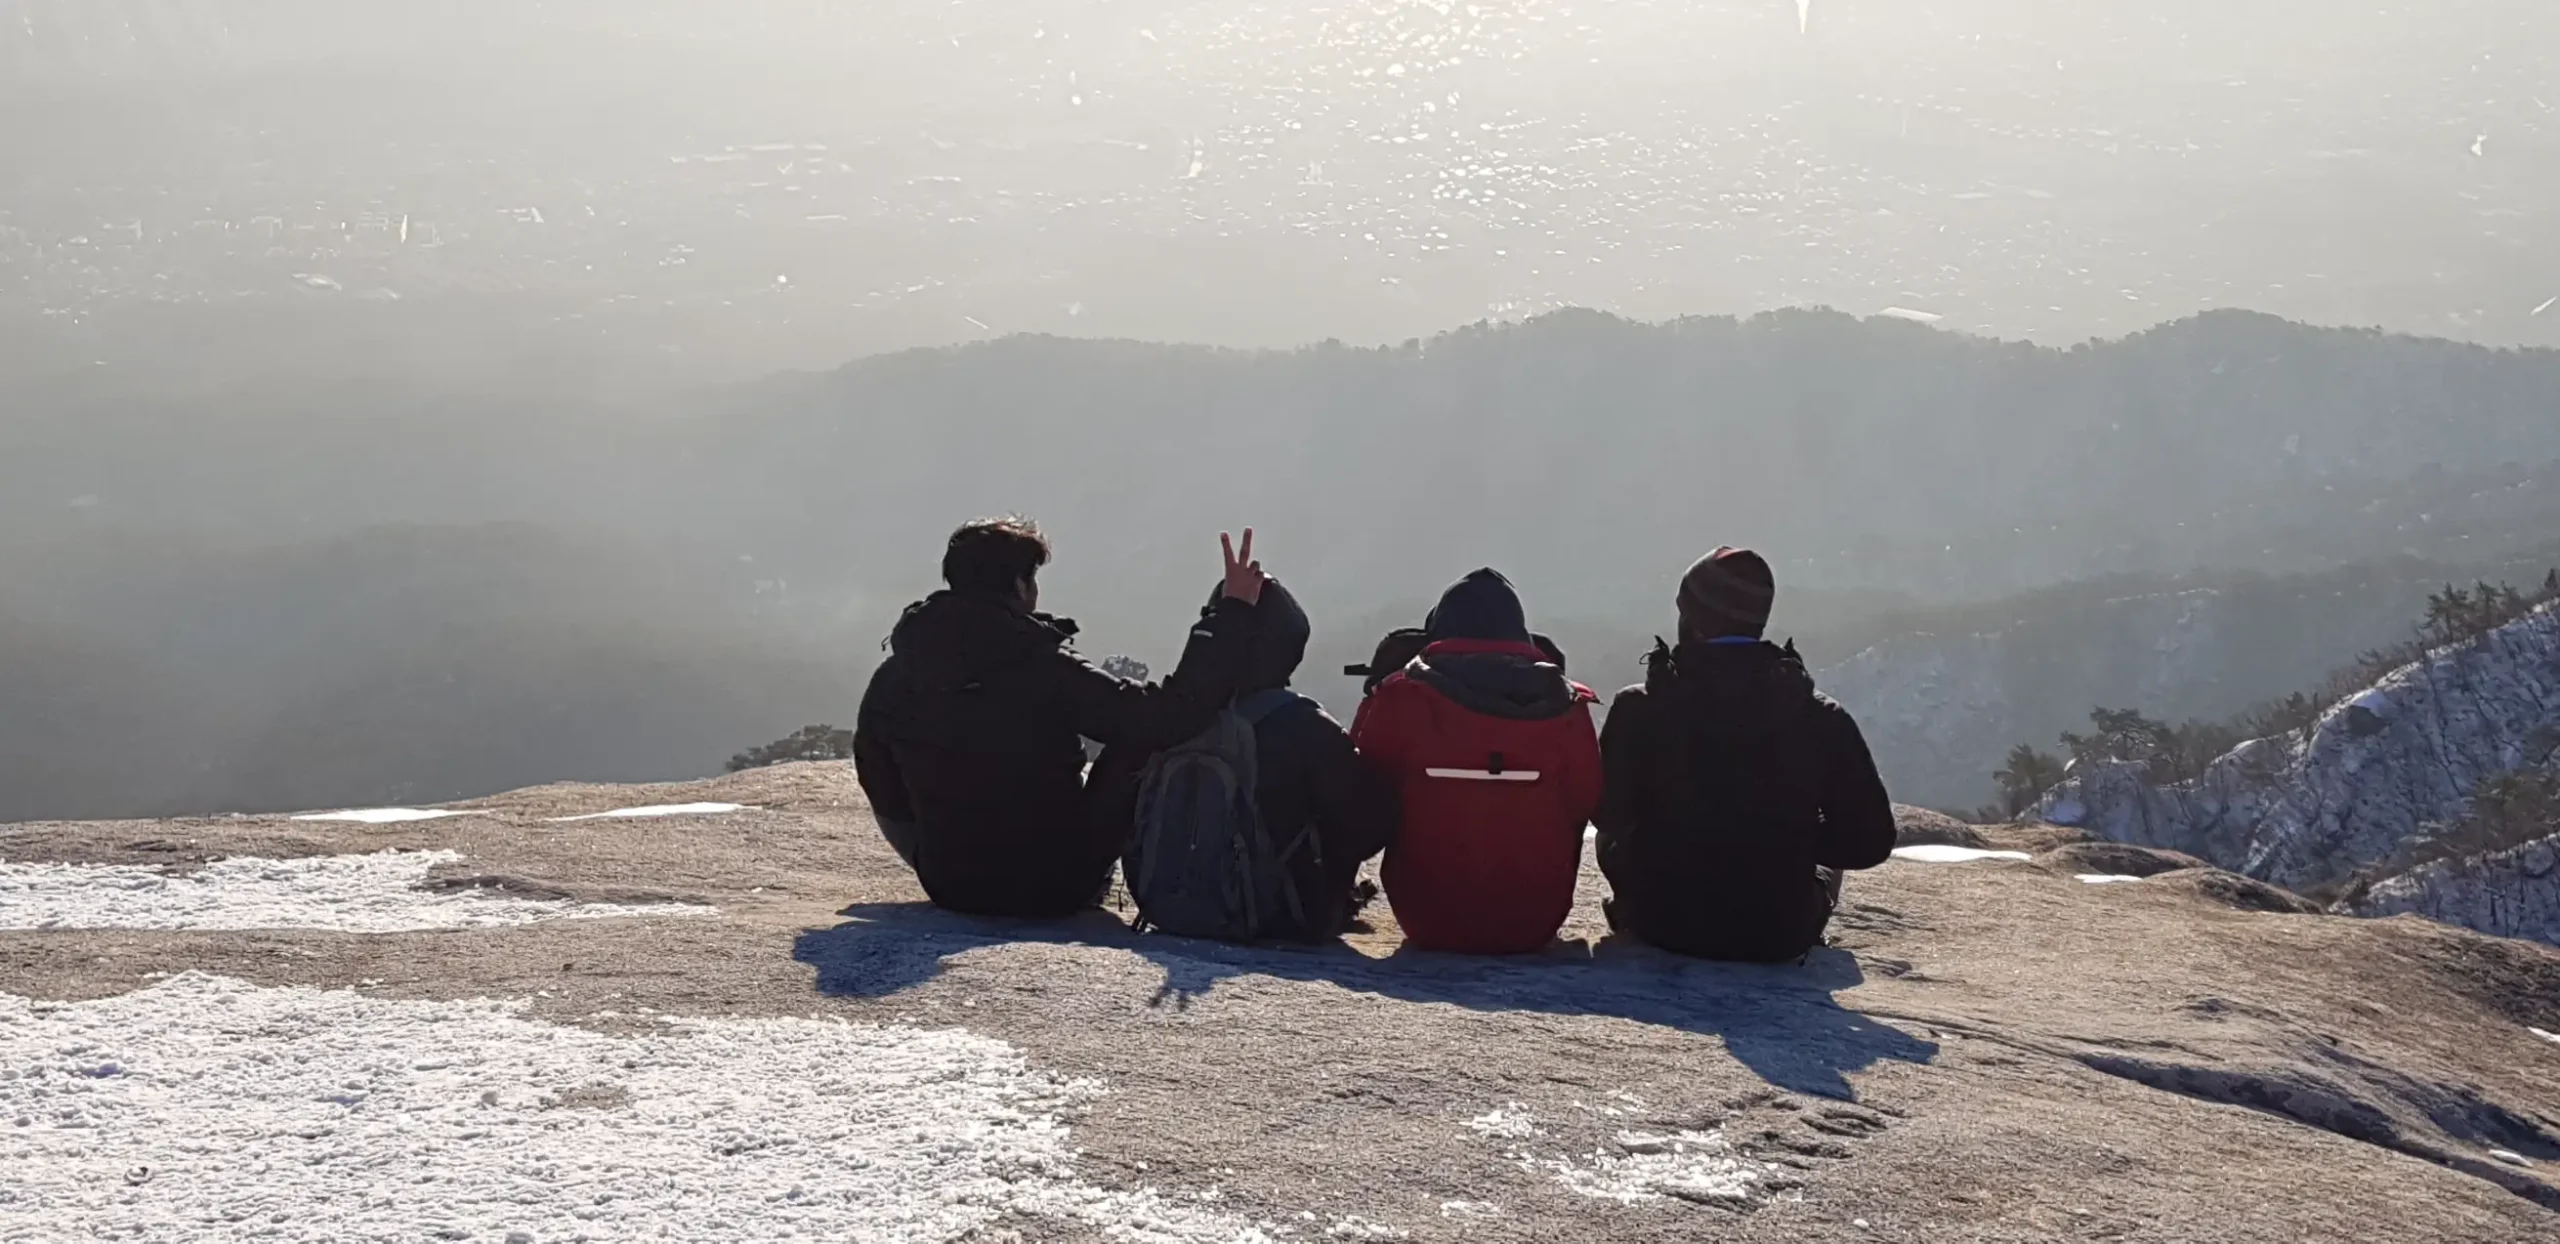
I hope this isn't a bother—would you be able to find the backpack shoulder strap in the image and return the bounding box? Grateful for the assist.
[1236,688,1307,724]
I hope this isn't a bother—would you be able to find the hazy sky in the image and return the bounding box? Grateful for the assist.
[5,1,2554,373]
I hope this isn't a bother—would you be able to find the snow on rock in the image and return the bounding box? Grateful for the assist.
[0,851,707,932]
[290,807,470,824]
[1465,1103,1543,1139]
[0,974,1274,1242]
[1548,1129,1790,1206]
[2037,603,2560,895]
[2531,1027,2560,1047]
[551,802,750,821]
[2077,874,2145,885]
[1462,1105,1790,1210]
[2346,831,2560,946]
[1890,845,2032,864]
[1325,1214,1411,1239]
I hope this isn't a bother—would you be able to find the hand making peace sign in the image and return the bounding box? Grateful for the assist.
[1220,529,1267,606]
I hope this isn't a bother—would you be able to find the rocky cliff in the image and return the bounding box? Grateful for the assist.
[2041,602,2560,900]
[2351,831,2560,947]
[1816,567,2511,811]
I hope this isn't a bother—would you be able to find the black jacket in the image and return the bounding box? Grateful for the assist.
[1091,579,1397,941]
[1594,640,1896,963]
[853,590,1258,917]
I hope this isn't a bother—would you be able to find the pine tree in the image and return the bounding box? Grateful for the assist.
[1994,744,2068,816]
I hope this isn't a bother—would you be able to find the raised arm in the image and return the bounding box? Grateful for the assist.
[1058,594,1259,750]
[1061,529,1270,752]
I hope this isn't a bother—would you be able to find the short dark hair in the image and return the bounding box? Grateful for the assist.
[942,515,1051,599]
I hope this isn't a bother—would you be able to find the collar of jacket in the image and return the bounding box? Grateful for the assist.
[1419,637,1549,662]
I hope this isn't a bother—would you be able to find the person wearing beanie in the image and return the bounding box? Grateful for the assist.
[1352,568,1603,954]
[1591,547,1896,964]
[1678,546,1777,643]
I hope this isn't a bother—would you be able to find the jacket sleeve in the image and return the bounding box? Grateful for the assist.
[1303,704,1398,864]
[1593,686,1649,886]
[1811,696,1898,871]
[852,654,917,826]
[1349,676,1417,776]
[1558,690,1605,823]
[1058,596,1258,752]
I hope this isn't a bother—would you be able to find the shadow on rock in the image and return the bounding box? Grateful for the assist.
[792,903,1938,1102]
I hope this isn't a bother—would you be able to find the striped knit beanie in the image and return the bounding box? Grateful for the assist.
[1677,546,1776,643]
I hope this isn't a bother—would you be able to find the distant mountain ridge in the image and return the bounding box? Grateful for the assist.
[12,308,2560,822]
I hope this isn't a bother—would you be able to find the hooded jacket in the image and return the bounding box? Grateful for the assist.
[1592,639,1896,963]
[1353,570,1602,954]
[1090,579,1396,941]
[852,589,1257,918]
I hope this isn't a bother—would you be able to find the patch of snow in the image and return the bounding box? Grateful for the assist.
[1549,1129,1789,1206]
[1326,1214,1410,1239]
[0,975,1273,1241]
[2490,1148,2531,1168]
[1465,1103,1542,1139]
[1890,845,2032,864]
[2532,1027,2560,1047]
[2077,874,2144,885]
[1439,1200,1503,1218]
[550,802,749,821]
[0,851,705,932]
[1875,306,1943,324]
[290,807,468,824]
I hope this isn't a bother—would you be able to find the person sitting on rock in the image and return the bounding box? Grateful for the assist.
[852,517,1268,918]
[1089,575,1398,942]
[1593,547,1897,963]
[1352,568,1603,955]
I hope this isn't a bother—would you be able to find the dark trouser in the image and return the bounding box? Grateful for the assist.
[880,816,1117,911]
[1606,867,1843,964]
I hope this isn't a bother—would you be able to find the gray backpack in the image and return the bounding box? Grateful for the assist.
[1124,689,1310,940]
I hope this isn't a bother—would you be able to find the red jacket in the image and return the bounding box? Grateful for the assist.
[1351,639,1604,954]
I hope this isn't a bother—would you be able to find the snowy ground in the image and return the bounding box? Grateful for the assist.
[551,803,750,823]
[292,809,473,825]
[5,771,2555,1241]
[1888,845,2031,865]
[0,852,709,933]
[0,974,1269,1242]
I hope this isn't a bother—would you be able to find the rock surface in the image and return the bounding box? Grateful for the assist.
[4,766,2558,1241]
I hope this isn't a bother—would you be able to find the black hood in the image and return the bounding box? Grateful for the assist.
[1423,568,1532,643]
[888,591,1077,691]
[1412,648,1581,720]
[1205,577,1310,693]
[1649,637,1818,722]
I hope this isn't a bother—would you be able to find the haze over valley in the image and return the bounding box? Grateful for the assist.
[7,2,2560,831]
